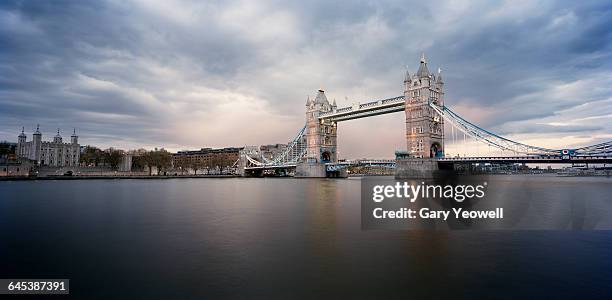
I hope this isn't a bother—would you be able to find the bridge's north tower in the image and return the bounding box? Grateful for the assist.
[404,54,444,158]
[296,89,338,177]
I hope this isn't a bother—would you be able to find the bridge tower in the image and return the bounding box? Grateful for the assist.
[296,89,338,177]
[404,54,444,158]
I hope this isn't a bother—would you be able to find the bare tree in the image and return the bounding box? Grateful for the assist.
[106,148,124,170]
[189,159,202,175]
[154,149,172,175]
[142,151,155,175]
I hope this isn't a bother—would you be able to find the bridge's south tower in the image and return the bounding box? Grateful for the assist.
[404,54,444,158]
[304,89,337,163]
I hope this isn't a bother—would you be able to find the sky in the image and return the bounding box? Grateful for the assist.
[0,0,611,158]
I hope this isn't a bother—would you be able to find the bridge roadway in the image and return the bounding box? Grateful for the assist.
[243,159,396,171]
[318,96,405,122]
[437,156,612,164]
[243,156,612,171]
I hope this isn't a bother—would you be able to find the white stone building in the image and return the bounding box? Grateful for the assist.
[16,125,80,167]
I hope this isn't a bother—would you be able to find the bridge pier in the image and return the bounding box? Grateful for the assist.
[395,158,441,179]
[295,162,327,178]
[327,169,348,178]
[295,162,348,178]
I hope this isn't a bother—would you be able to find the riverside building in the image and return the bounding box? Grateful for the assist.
[16,125,80,167]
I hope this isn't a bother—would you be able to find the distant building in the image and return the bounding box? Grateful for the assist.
[172,147,242,170]
[260,144,287,161]
[0,160,33,177]
[16,125,80,167]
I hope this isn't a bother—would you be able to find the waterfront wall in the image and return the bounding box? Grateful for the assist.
[0,163,32,177]
[37,166,149,177]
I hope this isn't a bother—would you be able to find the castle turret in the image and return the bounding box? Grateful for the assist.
[53,128,63,144]
[71,128,78,144]
[32,124,42,162]
[70,128,80,166]
[17,127,26,158]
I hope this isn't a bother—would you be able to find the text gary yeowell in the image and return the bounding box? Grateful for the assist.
[371,182,504,220]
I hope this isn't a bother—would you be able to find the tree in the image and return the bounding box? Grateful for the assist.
[141,151,155,175]
[105,148,124,170]
[208,156,233,174]
[189,158,202,175]
[151,149,172,175]
[80,146,104,166]
[174,159,189,175]
[131,155,146,171]
[0,142,15,156]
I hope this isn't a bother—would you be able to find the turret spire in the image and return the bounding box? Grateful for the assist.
[416,53,430,78]
[404,66,411,82]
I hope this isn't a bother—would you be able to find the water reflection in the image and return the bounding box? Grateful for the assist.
[0,176,611,298]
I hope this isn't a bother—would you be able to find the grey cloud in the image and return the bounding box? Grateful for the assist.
[0,0,610,155]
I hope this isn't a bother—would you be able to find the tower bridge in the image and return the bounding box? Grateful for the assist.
[240,55,612,178]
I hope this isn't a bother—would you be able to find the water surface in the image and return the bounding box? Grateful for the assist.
[1,176,611,298]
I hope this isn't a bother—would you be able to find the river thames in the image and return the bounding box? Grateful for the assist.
[1,176,611,298]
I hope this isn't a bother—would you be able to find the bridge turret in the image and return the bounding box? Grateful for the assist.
[416,53,431,78]
[404,68,411,91]
[404,54,444,158]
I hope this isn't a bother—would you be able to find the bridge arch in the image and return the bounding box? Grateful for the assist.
[430,142,443,158]
[321,151,331,163]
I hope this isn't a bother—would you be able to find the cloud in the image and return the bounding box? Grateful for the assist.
[0,0,610,158]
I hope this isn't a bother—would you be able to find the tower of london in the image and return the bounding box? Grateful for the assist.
[16,125,80,167]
